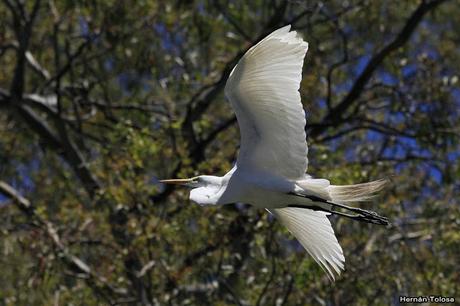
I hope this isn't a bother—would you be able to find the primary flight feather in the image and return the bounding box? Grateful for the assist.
[161,25,389,280]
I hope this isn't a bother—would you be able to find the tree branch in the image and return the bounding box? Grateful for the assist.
[213,0,252,41]
[7,0,42,102]
[181,2,288,157]
[309,0,448,138]
[0,180,127,304]
[15,103,101,197]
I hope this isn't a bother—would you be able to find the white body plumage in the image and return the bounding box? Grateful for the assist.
[162,25,388,280]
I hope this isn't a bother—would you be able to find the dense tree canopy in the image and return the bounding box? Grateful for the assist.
[0,0,459,305]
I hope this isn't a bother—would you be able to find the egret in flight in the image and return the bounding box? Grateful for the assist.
[161,25,388,280]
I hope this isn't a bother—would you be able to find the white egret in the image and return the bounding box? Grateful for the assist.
[161,25,389,280]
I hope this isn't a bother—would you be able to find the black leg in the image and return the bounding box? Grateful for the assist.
[287,192,390,226]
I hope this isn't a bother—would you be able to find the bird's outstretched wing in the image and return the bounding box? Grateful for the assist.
[225,25,309,180]
[268,207,345,280]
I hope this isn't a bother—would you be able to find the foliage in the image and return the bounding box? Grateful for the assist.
[0,0,459,305]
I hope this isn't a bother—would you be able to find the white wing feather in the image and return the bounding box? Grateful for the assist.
[226,26,344,280]
[225,25,309,179]
[268,207,345,280]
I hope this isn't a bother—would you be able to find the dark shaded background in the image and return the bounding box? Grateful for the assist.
[0,0,459,305]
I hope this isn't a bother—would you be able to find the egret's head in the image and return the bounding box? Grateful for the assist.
[160,175,223,205]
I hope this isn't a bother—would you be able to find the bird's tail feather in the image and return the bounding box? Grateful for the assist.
[327,178,389,203]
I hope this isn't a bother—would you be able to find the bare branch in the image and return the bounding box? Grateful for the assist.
[16,101,101,197]
[309,0,448,138]
[180,2,288,155]
[0,181,31,209]
[86,99,168,117]
[192,116,237,160]
[319,5,350,109]
[0,42,50,79]
[213,0,252,41]
[25,50,51,79]
[181,54,242,149]
[0,180,128,303]
[40,37,94,92]
[255,255,277,306]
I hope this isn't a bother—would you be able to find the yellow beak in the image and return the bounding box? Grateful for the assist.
[159,178,196,185]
